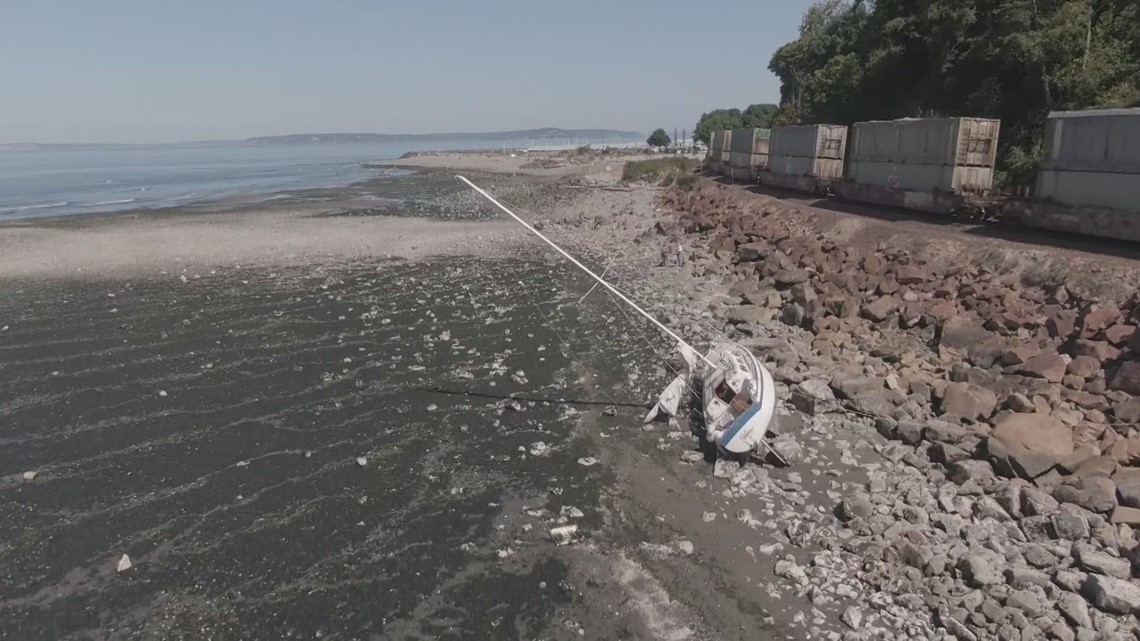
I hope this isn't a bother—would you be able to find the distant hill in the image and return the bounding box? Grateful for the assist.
[241,128,644,146]
[0,128,645,150]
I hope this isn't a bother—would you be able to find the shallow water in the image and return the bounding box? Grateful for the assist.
[0,141,509,220]
[0,257,630,640]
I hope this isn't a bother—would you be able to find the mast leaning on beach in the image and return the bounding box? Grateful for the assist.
[456,175,714,368]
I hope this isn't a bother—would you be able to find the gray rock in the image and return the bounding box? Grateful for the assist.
[1051,511,1091,541]
[1006,567,1051,589]
[1048,622,1075,641]
[1075,547,1131,579]
[767,434,803,466]
[941,382,999,422]
[976,496,1013,521]
[841,605,863,629]
[791,379,836,416]
[1112,468,1140,509]
[1006,589,1046,616]
[1056,592,1092,629]
[959,551,1005,587]
[1025,544,1059,569]
[1052,477,1117,514]
[896,419,923,445]
[1053,569,1087,594]
[949,459,997,486]
[839,492,874,522]
[1022,487,1060,516]
[1082,573,1140,614]
[898,542,934,570]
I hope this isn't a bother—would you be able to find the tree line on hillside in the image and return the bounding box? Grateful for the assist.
[697,0,1139,187]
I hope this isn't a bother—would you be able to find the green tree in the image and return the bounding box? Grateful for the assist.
[741,103,780,128]
[646,128,672,148]
[693,109,744,145]
[766,0,1140,188]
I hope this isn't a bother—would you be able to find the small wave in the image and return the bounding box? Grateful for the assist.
[5,201,69,212]
[80,198,136,208]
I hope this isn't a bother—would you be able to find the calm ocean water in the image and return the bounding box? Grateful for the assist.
[0,140,511,221]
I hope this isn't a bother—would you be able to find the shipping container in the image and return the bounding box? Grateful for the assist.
[846,160,994,195]
[768,156,845,180]
[848,117,999,168]
[1036,170,1140,213]
[728,151,752,168]
[1041,108,1140,174]
[730,128,771,155]
[770,125,848,160]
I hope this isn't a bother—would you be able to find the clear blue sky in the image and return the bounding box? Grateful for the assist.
[0,0,815,144]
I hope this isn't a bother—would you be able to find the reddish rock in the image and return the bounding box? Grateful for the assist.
[1112,361,1140,396]
[1081,306,1122,339]
[877,279,900,295]
[1073,455,1117,479]
[1067,355,1102,380]
[1115,398,1140,424]
[861,297,897,323]
[1105,324,1136,347]
[1074,339,1121,362]
[1063,389,1110,412]
[967,334,1007,368]
[773,269,809,289]
[927,300,957,322]
[896,265,927,285]
[1058,444,1100,474]
[1046,308,1078,340]
[1003,345,1042,366]
[987,413,1075,479]
[1113,468,1140,508]
[1110,505,1140,525]
[1110,437,1140,465]
[939,318,990,360]
[1016,353,1068,383]
[863,254,884,274]
[939,382,998,422]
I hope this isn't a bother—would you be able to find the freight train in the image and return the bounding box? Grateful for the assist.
[705,108,1140,243]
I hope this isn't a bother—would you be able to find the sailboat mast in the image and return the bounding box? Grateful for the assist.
[457,175,714,367]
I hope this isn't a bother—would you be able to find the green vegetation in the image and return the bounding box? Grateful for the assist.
[646,128,672,148]
[693,103,779,145]
[622,157,698,184]
[766,0,1140,187]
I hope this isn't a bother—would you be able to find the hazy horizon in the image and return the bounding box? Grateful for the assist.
[1,0,814,145]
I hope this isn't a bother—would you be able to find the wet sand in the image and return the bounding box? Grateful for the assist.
[0,166,748,640]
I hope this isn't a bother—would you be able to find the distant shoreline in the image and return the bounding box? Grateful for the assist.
[0,127,644,151]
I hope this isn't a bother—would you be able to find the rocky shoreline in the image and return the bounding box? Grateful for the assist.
[502,167,1140,640]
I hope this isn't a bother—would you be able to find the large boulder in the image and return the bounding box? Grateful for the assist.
[987,413,1074,479]
[736,243,767,262]
[1016,352,1067,383]
[1067,355,1101,380]
[938,318,990,361]
[939,382,998,422]
[861,297,896,323]
[1111,361,1140,395]
[1051,477,1117,514]
[1113,468,1140,508]
[1116,398,1140,424]
[1083,574,1140,615]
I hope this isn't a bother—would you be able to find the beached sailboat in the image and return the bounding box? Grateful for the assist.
[457,176,777,459]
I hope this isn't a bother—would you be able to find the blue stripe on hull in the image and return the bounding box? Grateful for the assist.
[719,401,763,450]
